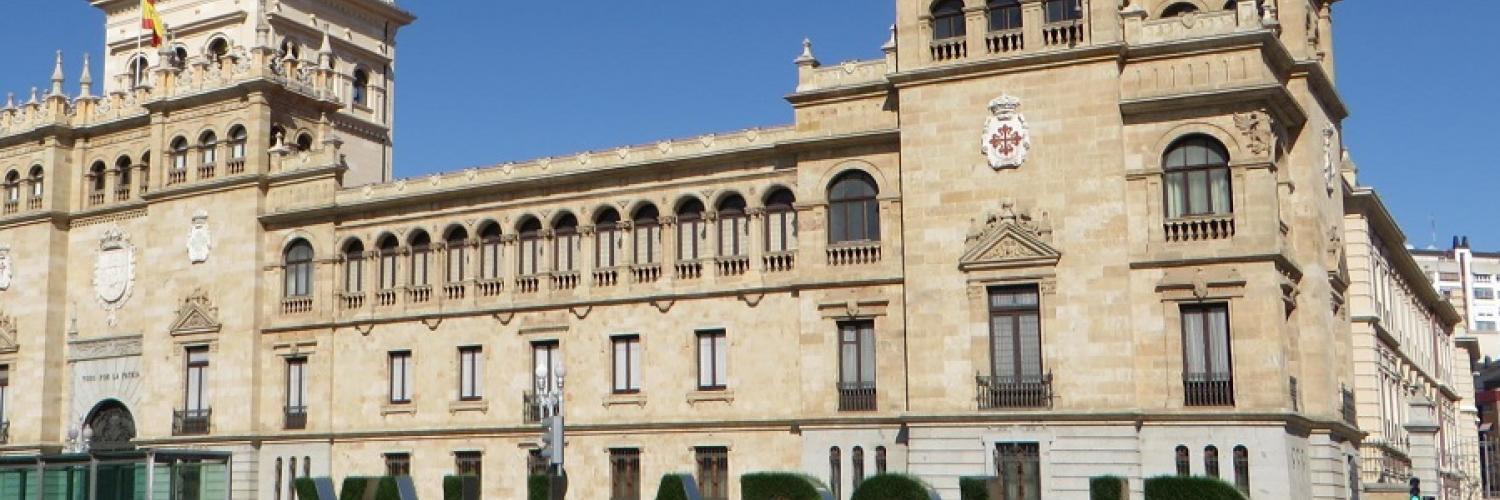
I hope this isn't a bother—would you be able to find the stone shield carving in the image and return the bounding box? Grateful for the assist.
[0,245,12,291]
[980,95,1031,170]
[187,210,212,264]
[93,227,135,325]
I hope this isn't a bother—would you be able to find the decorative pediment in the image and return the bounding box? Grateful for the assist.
[0,313,17,354]
[959,203,1060,272]
[169,289,221,336]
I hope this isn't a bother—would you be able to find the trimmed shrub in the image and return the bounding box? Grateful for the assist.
[1090,476,1127,500]
[958,476,993,500]
[339,477,375,500]
[527,475,550,500]
[849,474,937,500]
[444,475,479,500]
[741,472,827,500]
[654,473,692,500]
[1143,476,1246,500]
[293,477,322,500]
[373,476,400,500]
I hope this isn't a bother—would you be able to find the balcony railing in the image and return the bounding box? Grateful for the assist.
[1163,215,1235,242]
[675,260,703,280]
[406,285,432,304]
[88,191,104,206]
[828,242,881,266]
[631,263,662,283]
[340,292,365,310]
[114,186,130,201]
[977,374,1053,409]
[986,29,1024,54]
[226,158,246,175]
[281,297,313,315]
[1183,373,1235,407]
[26,196,40,210]
[476,278,504,297]
[1042,19,1086,47]
[1361,445,1411,485]
[763,251,795,273]
[837,382,877,412]
[167,169,187,186]
[930,37,967,61]
[375,289,397,307]
[715,255,749,277]
[198,163,216,180]
[523,391,543,424]
[284,405,307,430]
[517,275,540,294]
[443,282,467,300]
[551,270,579,290]
[172,408,212,436]
[593,267,619,287]
[2,200,15,214]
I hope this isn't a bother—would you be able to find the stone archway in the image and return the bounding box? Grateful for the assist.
[85,399,136,450]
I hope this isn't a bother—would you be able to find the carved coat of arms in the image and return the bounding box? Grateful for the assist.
[93,227,135,325]
[187,210,212,264]
[980,95,1031,170]
[0,245,12,291]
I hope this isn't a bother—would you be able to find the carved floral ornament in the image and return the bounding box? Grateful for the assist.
[0,312,17,353]
[1232,109,1279,158]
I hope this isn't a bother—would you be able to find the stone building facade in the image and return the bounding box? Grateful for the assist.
[0,0,1475,499]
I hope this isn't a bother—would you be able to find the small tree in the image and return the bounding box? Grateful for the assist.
[1143,476,1246,500]
[849,474,937,500]
[1090,476,1127,500]
[527,475,550,500]
[654,474,694,500]
[293,477,322,500]
[741,472,829,500]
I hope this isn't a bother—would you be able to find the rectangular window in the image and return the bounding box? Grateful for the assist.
[385,453,411,477]
[612,336,642,394]
[555,233,579,272]
[634,225,661,264]
[1476,288,1495,300]
[609,449,641,500]
[678,220,705,261]
[389,351,413,404]
[455,451,482,484]
[447,244,466,283]
[696,330,728,390]
[1440,272,1461,282]
[765,209,797,253]
[839,321,876,385]
[411,249,430,286]
[695,447,729,500]
[185,347,210,412]
[988,286,1043,379]
[459,346,483,401]
[1477,321,1497,332]
[519,238,541,276]
[994,442,1041,500]
[480,238,502,280]
[380,252,399,289]
[1181,304,1234,406]
[345,256,364,294]
[718,215,747,257]
[597,227,620,268]
[1043,0,1082,22]
[286,357,307,411]
[533,342,561,393]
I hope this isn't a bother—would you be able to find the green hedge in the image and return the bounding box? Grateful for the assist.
[654,474,692,500]
[849,474,936,500]
[741,472,826,500]
[1143,476,1245,500]
[339,477,374,500]
[444,475,479,500]
[527,475,550,500]
[959,476,993,500]
[373,477,400,500]
[1090,476,1127,500]
[293,477,322,500]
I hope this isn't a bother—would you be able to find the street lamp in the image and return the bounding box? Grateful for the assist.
[535,364,567,500]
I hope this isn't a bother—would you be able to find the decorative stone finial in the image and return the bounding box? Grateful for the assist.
[882,25,897,53]
[27,87,39,105]
[79,53,93,98]
[794,38,819,66]
[4,92,14,109]
[50,51,66,95]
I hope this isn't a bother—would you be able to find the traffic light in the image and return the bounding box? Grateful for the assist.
[1408,477,1420,500]
[538,415,565,468]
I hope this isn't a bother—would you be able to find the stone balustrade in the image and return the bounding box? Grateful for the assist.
[1163,215,1236,242]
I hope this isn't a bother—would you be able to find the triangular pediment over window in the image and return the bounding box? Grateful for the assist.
[170,289,221,336]
[959,205,1061,272]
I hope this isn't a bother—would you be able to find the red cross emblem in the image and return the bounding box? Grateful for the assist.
[989,124,1022,156]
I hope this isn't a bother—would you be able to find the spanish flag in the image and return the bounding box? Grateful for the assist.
[141,0,166,47]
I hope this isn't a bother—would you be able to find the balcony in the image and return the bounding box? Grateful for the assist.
[172,409,212,436]
[443,282,467,300]
[593,267,620,288]
[88,191,104,207]
[2,200,15,214]
[828,241,881,266]
[114,186,130,202]
[26,196,40,210]
[517,275,540,294]
[551,270,580,290]
[763,251,795,273]
[280,297,313,315]
[985,28,1024,55]
[198,163,216,180]
[715,255,749,277]
[340,292,366,310]
[167,169,187,186]
[930,36,968,62]
[675,260,703,280]
[1183,373,1235,407]
[406,285,432,304]
[375,289,397,307]
[837,382,877,412]
[284,406,307,430]
[1041,19,1086,48]
[977,374,1053,410]
[1163,215,1235,242]
[476,278,504,297]
[226,158,246,175]
[631,263,662,283]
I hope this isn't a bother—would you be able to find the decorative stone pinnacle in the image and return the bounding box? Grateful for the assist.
[882,25,897,52]
[794,38,819,66]
[49,51,67,97]
[79,53,94,98]
[27,87,39,105]
[4,92,13,109]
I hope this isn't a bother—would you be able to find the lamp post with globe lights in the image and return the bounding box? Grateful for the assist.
[535,363,567,499]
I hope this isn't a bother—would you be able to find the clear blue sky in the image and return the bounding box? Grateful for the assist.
[3,1,1495,248]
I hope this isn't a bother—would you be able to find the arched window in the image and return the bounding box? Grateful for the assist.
[676,199,706,261]
[828,171,881,244]
[518,217,543,276]
[1204,445,1220,478]
[1163,135,1232,218]
[408,230,432,287]
[633,204,661,265]
[3,170,19,204]
[1233,446,1249,494]
[352,69,370,107]
[170,137,190,172]
[284,239,314,298]
[764,188,797,253]
[1044,0,1083,22]
[138,152,150,192]
[88,162,107,194]
[595,208,622,269]
[875,446,887,475]
[228,126,248,161]
[553,213,580,273]
[274,458,283,500]
[1163,2,1201,17]
[172,46,189,69]
[115,156,133,197]
[478,222,502,280]
[829,447,842,500]
[931,0,967,40]
[988,0,1023,31]
[852,446,865,488]
[207,37,230,62]
[716,194,748,257]
[1174,445,1190,476]
[27,166,43,200]
[295,133,314,152]
[377,234,400,290]
[127,56,148,89]
[445,226,469,283]
[343,239,365,294]
[1223,0,1235,9]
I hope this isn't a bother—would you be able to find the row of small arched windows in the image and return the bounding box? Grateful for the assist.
[930,0,1083,40]
[1175,445,1250,494]
[2,167,43,204]
[282,170,885,297]
[829,446,888,499]
[167,126,248,172]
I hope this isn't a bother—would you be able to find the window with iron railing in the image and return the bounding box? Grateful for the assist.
[285,357,307,430]
[982,285,1050,409]
[838,320,877,411]
[1182,303,1234,407]
[609,449,641,500]
[995,443,1042,500]
[695,447,729,500]
[385,453,411,477]
[455,451,482,485]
